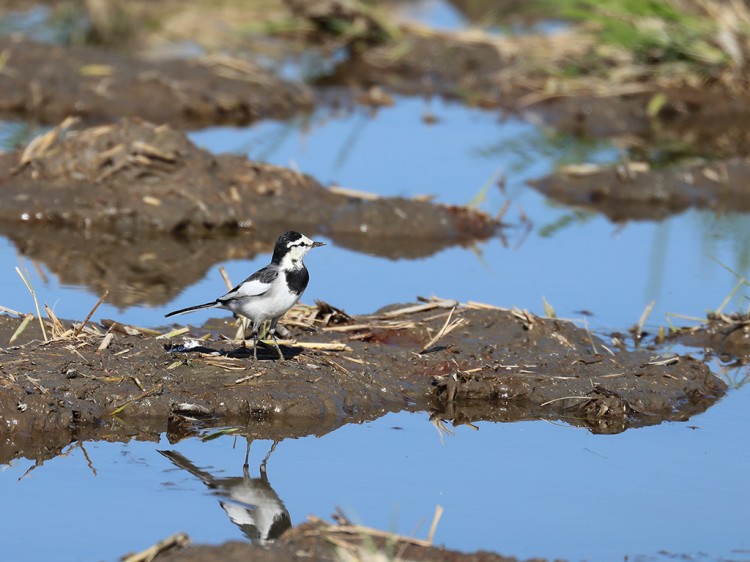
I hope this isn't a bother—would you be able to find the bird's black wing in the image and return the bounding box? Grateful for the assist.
[219,265,278,301]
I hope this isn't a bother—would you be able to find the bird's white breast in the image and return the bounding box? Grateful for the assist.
[228,274,301,324]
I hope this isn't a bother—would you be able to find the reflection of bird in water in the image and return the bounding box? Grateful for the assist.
[159,440,291,545]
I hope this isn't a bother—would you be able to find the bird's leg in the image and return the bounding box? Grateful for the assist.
[269,327,284,360]
[244,438,251,479]
[252,326,259,361]
[260,440,278,479]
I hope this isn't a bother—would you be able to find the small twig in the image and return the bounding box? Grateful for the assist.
[323,321,416,332]
[109,384,163,415]
[280,340,352,352]
[218,266,233,291]
[583,319,598,355]
[231,372,265,385]
[0,305,24,317]
[427,505,444,544]
[636,300,656,340]
[9,313,34,345]
[305,519,433,548]
[418,308,465,354]
[540,395,591,407]
[97,332,114,352]
[600,372,626,378]
[322,357,351,376]
[378,298,458,319]
[464,301,510,311]
[156,326,190,340]
[647,356,679,366]
[44,304,66,339]
[75,290,109,337]
[121,533,190,562]
[26,375,48,395]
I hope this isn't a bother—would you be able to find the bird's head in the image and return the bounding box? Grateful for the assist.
[272,231,325,266]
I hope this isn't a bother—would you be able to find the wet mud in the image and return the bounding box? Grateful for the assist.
[151,520,529,562]
[529,159,750,222]
[0,37,312,128]
[0,118,499,241]
[667,312,750,360]
[0,300,726,466]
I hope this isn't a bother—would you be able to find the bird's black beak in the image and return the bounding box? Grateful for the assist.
[312,241,326,248]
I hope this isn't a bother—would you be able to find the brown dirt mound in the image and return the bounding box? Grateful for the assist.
[0,37,312,127]
[0,118,500,242]
[0,299,726,465]
[529,159,750,222]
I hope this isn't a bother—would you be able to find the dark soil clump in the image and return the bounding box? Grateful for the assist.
[0,37,312,127]
[0,300,726,466]
[0,118,500,242]
[153,520,529,562]
[529,159,750,222]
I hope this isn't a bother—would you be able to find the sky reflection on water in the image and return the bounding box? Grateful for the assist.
[2,404,748,562]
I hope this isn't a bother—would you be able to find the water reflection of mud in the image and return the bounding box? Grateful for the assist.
[1,222,486,308]
[160,440,291,545]
[430,386,726,435]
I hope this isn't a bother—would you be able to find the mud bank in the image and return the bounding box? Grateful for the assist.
[288,2,750,157]
[0,37,312,127]
[529,159,750,222]
[667,312,750,360]
[147,520,530,562]
[0,119,499,242]
[0,299,726,464]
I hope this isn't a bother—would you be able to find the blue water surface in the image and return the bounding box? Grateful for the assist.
[2,403,748,562]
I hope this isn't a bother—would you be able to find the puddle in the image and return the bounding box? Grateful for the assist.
[2,407,748,562]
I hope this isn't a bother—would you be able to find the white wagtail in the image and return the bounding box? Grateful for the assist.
[165,231,325,360]
[159,440,290,545]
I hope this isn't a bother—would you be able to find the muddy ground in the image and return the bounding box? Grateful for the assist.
[667,311,750,361]
[0,299,726,467]
[0,119,498,239]
[0,36,313,128]
[146,520,536,562]
[0,118,500,310]
[529,158,750,222]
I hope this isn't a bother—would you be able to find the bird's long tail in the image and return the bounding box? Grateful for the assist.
[164,301,217,318]
[158,450,216,486]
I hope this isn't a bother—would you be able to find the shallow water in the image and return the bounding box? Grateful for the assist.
[2,402,748,562]
[2,2,750,561]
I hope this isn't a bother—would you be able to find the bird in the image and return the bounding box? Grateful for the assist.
[165,231,325,360]
[159,440,291,545]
